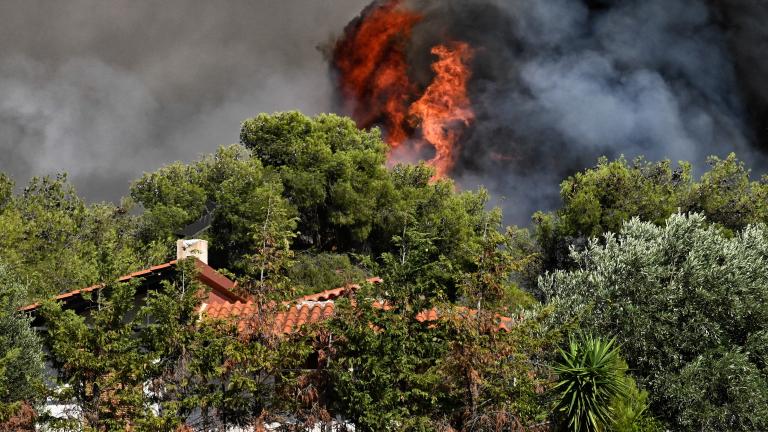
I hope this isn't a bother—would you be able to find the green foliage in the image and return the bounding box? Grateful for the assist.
[326,225,457,431]
[533,154,768,272]
[25,112,768,430]
[240,111,390,250]
[131,145,297,273]
[0,264,44,422]
[40,260,205,430]
[610,368,662,432]
[688,154,768,230]
[542,213,768,431]
[327,216,555,431]
[287,252,368,296]
[40,258,319,431]
[665,349,768,431]
[130,160,208,242]
[553,336,628,432]
[374,164,492,275]
[239,183,299,299]
[151,307,313,430]
[438,306,558,430]
[328,293,450,431]
[132,113,500,291]
[0,175,143,300]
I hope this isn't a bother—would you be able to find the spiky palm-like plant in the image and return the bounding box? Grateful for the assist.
[553,335,628,432]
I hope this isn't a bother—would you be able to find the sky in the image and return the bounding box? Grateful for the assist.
[0,0,369,201]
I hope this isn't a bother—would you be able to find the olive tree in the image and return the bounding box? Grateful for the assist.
[541,213,768,431]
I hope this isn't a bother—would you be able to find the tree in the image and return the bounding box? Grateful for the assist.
[240,111,390,251]
[326,213,554,431]
[532,154,768,274]
[131,145,296,273]
[665,349,768,431]
[0,263,44,425]
[325,225,455,431]
[0,174,144,301]
[610,366,662,432]
[134,113,507,288]
[40,260,206,430]
[240,182,299,300]
[147,289,314,430]
[367,163,507,301]
[541,213,768,431]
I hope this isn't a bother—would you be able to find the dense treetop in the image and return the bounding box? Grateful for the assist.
[542,213,768,431]
[0,111,766,430]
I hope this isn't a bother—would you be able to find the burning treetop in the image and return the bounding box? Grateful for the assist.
[333,0,475,179]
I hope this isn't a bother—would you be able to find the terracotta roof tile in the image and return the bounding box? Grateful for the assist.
[205,300,338,335]
[296,277,382,302]
[205,293,517,335]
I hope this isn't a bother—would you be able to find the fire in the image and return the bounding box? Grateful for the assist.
[409,43,474,178]
[333,0,421,146]
[333,0,475,178]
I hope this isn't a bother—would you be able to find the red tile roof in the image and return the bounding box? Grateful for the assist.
[204,284,517,335]
[415,306,517,332]
[295,277,383,302]
[20,258,245,312]
[204,300,337,334]
[23,259,515,335]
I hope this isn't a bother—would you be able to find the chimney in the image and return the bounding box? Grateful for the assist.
[176,239,208,264]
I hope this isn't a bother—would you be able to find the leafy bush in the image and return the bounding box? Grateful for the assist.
[0,264,44,422]
[542,213,768,430]
[610,364,662,432]
[665,349,768,431]
[553,335,627,431]
[533,154,768,273]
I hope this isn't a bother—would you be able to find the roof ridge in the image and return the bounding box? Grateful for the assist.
[296,277,383,302]
[20,258,243,312]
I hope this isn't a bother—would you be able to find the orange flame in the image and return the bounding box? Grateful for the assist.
[409,43,474,178]
[334,0,475,178]
[333,0,421,146]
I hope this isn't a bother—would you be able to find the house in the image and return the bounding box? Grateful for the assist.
[22,239,518,430]
[21,239,378,429]
[21,239,244,322]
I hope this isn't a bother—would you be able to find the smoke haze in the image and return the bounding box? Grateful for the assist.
[1,1,767,225]
[0,0,369,201]
[384,0,768,223]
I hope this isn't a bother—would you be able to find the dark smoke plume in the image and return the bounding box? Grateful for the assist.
[1,0,767,226]
[336,0,768,224]
[710,0,768,150]
[0,0,369,201]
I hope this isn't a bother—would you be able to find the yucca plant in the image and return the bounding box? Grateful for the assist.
[553,335,628,432]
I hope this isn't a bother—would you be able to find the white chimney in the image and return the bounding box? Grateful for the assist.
[176,239,208,264]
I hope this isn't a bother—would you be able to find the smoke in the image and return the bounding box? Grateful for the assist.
[2,0,767,225]
[709,0,768,150]
[337,0,768,224]
[0,0,369,201]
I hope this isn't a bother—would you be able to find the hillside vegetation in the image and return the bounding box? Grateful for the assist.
[1,112,766,431]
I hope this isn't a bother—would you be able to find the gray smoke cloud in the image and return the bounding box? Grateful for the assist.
[2,0,766,226]
[0,0,369,201]
[393,0,768,224]
[710,0,768,150]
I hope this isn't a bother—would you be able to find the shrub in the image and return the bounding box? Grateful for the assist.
[542,213,768,430]
[553,335,627,432]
